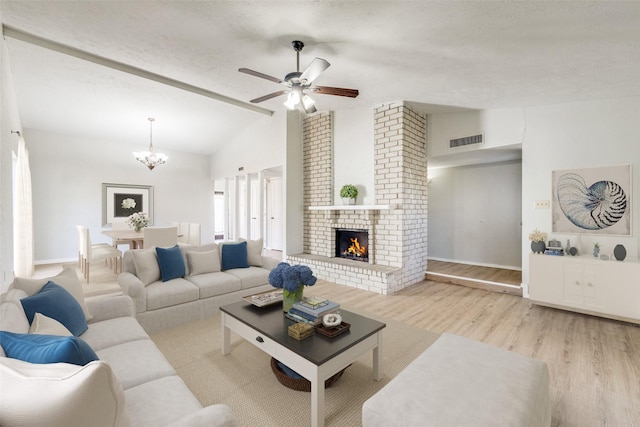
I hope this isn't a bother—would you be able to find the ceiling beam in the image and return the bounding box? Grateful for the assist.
[2,24,274,117]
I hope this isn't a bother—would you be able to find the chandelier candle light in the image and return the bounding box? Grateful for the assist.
[134,117,168,170]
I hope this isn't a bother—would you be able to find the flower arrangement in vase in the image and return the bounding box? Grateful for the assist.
[528,229,547,254]
[126,212,149,232]
[268,262,317,312]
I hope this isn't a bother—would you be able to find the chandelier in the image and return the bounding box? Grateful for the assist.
[133,117,168,170]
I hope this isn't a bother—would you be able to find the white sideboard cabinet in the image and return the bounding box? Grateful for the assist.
[529,254,640,324]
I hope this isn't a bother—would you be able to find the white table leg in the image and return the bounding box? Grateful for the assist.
[221,313,231,355]
[310,375,325,427]
[373,330,383,381]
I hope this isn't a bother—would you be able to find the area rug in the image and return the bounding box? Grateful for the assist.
[150,307,440,427]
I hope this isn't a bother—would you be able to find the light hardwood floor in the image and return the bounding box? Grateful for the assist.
[42,259,639,427]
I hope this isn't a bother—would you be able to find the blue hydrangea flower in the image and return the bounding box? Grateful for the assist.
[268,262,317,292]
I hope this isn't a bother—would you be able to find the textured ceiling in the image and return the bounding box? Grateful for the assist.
[2,1,639,155]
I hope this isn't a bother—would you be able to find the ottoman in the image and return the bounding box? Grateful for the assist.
[362,333,551,426]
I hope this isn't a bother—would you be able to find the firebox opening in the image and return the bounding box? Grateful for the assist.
[335,228,369,262]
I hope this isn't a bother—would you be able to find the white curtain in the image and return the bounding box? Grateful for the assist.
[13,134,34,278]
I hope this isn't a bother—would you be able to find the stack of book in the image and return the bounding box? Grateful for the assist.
[285,296,340,326]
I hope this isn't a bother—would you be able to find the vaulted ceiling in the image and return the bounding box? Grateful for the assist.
[2,1,639,155]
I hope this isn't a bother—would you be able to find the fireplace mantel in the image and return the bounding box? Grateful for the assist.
[308,204,397,211]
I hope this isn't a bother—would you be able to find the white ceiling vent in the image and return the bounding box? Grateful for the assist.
[450,134,483,148]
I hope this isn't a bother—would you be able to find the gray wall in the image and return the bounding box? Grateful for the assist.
[428,160,522,269]
[26,128,215,263]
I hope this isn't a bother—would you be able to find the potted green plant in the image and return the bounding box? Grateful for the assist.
[340,184,358,205]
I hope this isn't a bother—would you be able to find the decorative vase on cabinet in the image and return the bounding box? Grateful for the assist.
[614,244,627,261]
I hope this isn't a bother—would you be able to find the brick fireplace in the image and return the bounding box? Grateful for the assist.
[288,102,428,295]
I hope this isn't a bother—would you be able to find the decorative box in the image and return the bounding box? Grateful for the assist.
[288,322,314,340]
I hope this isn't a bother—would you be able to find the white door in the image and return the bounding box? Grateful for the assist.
[250,179,260,240]
[266,177,284,250]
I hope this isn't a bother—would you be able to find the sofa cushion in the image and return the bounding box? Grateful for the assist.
[0,357,131,427]
[225,267,271,289]
[186,272,242,299]
[188,249,221,276]
[124,375,204,426]
[221,241,249,271]
[145,278,199,311]
[0,331,99,366]
[179,243,217,276]
[10,267,92,321]
[29,313,72,336]
[96,339,176,390]
[156,245,186,282]
[0,300,30,334]
[20,282,88,336]
[245,238,264,267]
[132,249,161,286]
[80,317,149,352]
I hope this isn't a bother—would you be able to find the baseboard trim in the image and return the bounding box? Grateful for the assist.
[427,257,521,272]
[425,271,523,296]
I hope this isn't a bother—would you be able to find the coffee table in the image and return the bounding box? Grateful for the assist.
[220,301,386,427]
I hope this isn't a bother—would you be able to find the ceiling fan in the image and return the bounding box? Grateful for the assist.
[239,40,359,114]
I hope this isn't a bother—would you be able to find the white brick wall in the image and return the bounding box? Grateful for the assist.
[293,104,427,295]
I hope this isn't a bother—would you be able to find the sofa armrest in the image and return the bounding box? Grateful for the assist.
[86,295,134,323]
[166,405,237,427]
[261,256,280,271]
[117,272,147,314]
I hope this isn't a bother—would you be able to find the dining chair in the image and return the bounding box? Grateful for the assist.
[173,222,201,245]
[173,222,190,244]
[77,225,122,282]
[143,226,178,249]
[111,220,137,249]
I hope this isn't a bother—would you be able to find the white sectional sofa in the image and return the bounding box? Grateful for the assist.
[0,267,236,427]
[118,239,278,333]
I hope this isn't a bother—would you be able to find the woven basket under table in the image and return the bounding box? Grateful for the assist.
[270,357,349,392]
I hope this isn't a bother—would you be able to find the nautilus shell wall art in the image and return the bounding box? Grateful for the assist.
[555,170,629,233]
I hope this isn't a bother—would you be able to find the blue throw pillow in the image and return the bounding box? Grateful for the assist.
[221,241,249,271]
[20,281,88,336]
[156,244,186,282]
[0,331,98,366]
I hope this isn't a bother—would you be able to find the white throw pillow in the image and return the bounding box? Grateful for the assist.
[10,268,92,321]
[188,249,221,275]
[245,238,264,267]
[0,358,131,427]
[131,249,161,286]
[29,313,73,336]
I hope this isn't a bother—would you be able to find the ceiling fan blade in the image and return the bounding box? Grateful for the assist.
[239,68,287,85]
[309,85,359,98]
[249,90,289,103]
[299,58,330,84]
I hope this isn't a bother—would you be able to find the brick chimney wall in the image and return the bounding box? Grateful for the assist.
[290,103,427,295]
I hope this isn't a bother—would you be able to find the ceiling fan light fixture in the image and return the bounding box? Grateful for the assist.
[302,94,315,110]
[284,91,300,109]
[134,117,168,171]
[301,94,317,114]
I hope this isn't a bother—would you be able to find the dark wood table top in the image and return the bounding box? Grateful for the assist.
[220,301,386,365]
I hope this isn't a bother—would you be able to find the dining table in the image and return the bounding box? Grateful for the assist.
[102,229,145,249]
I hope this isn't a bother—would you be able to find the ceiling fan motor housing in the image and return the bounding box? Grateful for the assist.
[291,40,304,52]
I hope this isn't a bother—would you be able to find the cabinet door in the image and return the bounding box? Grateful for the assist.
[529,255,563,303]
[563,263,585,306]
[581,268,600,310]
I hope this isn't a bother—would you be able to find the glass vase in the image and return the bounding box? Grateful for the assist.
[282,287,304,313]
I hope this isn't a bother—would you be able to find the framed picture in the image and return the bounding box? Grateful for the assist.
[102,183,154,226]
[552,165,631,236]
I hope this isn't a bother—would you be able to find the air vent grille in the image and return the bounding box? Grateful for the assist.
[450,134,483,148]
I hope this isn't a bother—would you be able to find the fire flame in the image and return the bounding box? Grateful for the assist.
[345,237,367,257]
